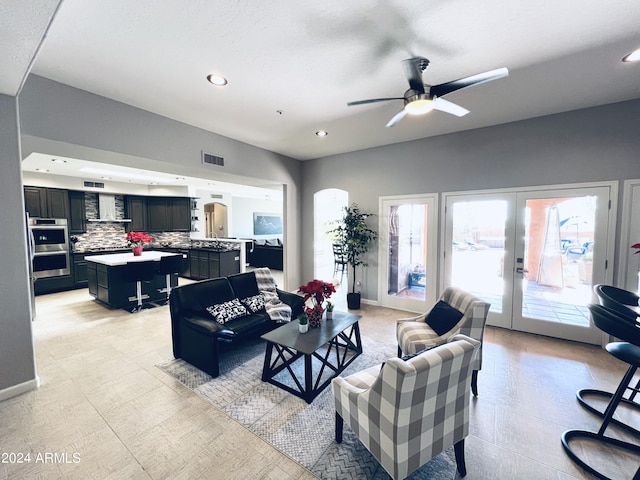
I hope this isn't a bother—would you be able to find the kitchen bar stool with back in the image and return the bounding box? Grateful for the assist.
[577,284,640,436]
[126,261,157,312]
[157,254,183,304]
[561,303,640,480]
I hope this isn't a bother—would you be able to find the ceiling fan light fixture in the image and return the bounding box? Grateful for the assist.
[404,98,435,115]
[622,48,640,63]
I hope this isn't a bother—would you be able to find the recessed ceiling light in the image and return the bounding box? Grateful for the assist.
[207,74,228,86]
[51,158,67,163]
[316,130,328,137]
[622,48,640,63]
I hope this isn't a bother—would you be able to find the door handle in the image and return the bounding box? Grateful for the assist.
[516,267,529,274]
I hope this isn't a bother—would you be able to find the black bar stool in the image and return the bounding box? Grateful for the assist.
[157,255,183,303]
[594,284,640,323]
[578,285,640,435]
[561,303,640,480]
[126,261,157,312]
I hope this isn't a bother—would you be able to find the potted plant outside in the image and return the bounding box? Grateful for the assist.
[329,204,377,309]
[298,313,309,333]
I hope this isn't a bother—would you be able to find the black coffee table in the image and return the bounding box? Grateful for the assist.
[261,311,362,403]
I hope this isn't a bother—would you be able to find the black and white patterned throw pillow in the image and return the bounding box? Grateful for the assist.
[240,294,265,313]
[206,299,248,324]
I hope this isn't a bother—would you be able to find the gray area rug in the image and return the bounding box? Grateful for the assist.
[157,335,456,479]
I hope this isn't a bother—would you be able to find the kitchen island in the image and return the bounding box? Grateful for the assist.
[86,251,181,309]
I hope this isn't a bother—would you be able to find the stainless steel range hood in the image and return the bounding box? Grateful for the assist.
[87,193,132,222]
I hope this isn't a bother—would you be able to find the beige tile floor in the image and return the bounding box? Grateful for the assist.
[1,283,639,479]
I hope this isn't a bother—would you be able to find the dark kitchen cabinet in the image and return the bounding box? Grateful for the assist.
[198,251,209,279]
[166,248,190,277]
[87,262,97,297]
[170,198,191,231]
[24,186,47,218]
[72,253,89,288]
[47,188,69,219]
[219,250,240,277]
[68,191,86,234]
[179,249,190,277]
[25,186,69,219]
[147,197,191,232]
[189,250,201,279]
[125,196,147,232]
[188,249,240,280]
[34,275,74,295]
[86,261,176,309]
[208,254,220,279]
[147,197,171,232]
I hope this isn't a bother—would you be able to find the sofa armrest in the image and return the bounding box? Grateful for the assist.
[276,288,304,317]
[181,314,234,337]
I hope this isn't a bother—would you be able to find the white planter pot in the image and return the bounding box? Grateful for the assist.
[299,323,308,333]
[326,311,333,320]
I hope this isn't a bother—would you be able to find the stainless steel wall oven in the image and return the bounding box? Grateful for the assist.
[29,218,70,279]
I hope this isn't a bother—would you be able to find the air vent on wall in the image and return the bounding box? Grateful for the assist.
[210,194,224,199]
[202,151,224,166]
[83,180,105,189]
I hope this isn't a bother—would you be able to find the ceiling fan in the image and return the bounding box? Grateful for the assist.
[347,57,509,127]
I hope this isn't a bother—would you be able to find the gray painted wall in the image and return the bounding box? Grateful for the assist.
[0,94,37,392]
[301,99,640,301]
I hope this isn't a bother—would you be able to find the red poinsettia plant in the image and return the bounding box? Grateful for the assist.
[126,231,153,247]
[298,280,336,320]
[632,243,640,254]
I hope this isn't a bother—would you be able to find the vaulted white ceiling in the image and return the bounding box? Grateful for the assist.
[4,0,640,161]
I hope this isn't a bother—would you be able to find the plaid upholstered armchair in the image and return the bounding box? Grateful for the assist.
[332,335,480,479]
[396,286,490,396]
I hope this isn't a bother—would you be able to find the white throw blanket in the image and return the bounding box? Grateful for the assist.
[254,267,292,323]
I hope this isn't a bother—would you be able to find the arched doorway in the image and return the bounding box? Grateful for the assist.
[313,189,348,282]
[204,202,228,238]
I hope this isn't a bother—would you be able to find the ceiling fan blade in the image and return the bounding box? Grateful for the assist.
[433,97,470,117]
[347,97,403,106]
[402,57,429,93]
[385,109,407,128]
[430,67,509,98]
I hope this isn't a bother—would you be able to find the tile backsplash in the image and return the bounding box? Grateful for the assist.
[71,193,190,251]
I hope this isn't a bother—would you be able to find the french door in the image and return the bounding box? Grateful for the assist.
[443,183,615,344]
[379,194,438,312]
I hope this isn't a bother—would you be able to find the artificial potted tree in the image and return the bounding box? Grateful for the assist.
[330,203,377,309]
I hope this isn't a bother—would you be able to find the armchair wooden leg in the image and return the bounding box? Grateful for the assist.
[454,439,467,477]
[471,370,478,397]
[397,345,402,358]
[335,412,344,443]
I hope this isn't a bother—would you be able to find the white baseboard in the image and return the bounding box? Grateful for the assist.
[361,298,379,306]
[0,377,40,402]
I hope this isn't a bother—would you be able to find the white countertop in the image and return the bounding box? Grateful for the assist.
[85,250,181,266]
